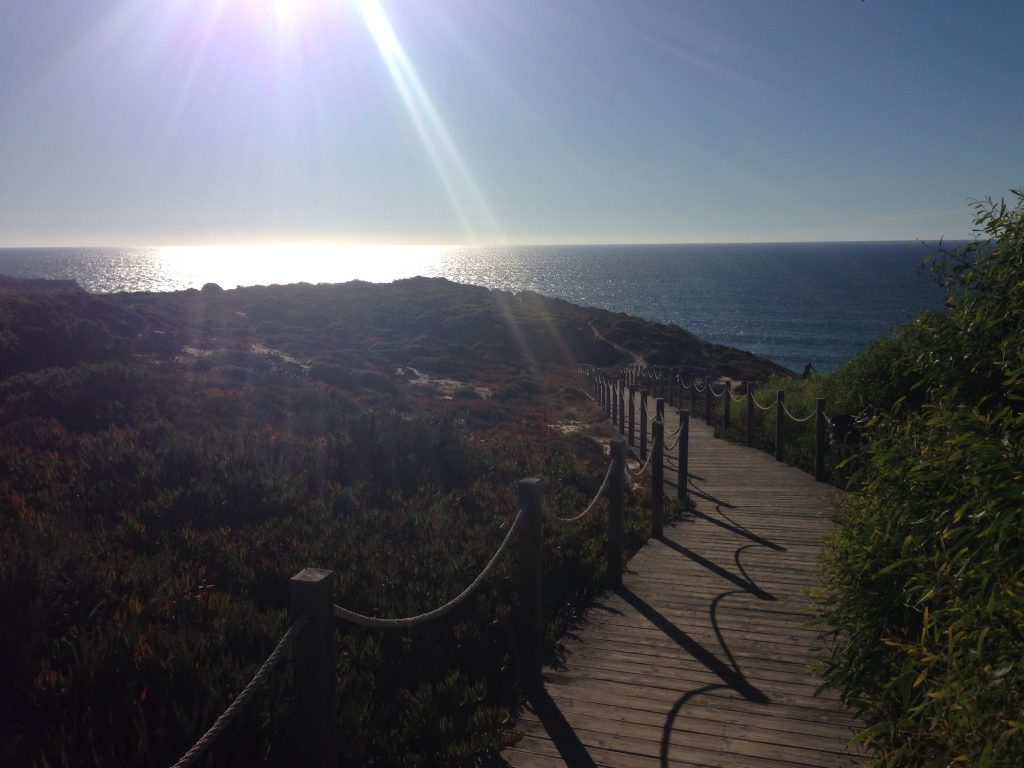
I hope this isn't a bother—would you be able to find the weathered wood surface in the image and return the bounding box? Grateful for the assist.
[502,398,861,767]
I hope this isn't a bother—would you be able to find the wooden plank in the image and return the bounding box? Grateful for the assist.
[503,401,861,767]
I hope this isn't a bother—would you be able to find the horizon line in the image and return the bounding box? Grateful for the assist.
[0,236,971,250]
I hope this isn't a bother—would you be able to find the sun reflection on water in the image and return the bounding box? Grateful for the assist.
[153,243,447,289]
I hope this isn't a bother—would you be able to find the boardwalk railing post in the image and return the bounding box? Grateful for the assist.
[611,379,618,424]
[651,420,664,539]
[775,390,785,462]
[677,373,684,413]
[723,381,731,429]
[640,395,649,462]
[655,397,665,423]
[814,398,827,482]
[617,380,625,435]
[290,568,337,768]
[690,375,697,418]
[746,386,754,447]
[517,478,544,690]
[704,376,712,426]
[608,439,625,588]
[677,409,690,502]
[628,385,636,446]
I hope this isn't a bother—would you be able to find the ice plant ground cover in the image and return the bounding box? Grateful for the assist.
[0,277,771,767]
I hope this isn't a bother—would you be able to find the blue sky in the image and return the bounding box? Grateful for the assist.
[1,0,1021,246]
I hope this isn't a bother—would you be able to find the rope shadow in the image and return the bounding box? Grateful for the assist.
[655,536,776,601]
[616,586,769,704]
[684,507,785,552]
[659,684,725,768]
[684,480,736,510]
[656,588,767,766]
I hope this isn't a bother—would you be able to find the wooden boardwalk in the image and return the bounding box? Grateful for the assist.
[503,400,862,767]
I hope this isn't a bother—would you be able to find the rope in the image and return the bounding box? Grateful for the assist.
[750,391,775,411]
[333,510,523,628]
[729,390,746,403]
[780,402,816,423]
[627,448,655,478]
[679,378,692,391]
[169,615,308,768]
[543,459,614,523]
[664,432,681,452]
[664,420,683,438]
[708,383,726,398]
[693,380,707,393]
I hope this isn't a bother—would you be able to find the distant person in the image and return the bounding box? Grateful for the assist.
[802,361,816,379]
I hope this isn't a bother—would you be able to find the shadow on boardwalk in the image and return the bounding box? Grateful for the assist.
[502,415,861,768]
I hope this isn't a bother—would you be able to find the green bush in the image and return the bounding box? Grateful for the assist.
[817,190,1024,766]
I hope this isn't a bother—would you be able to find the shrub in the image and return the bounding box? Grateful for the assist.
[817,190,1024,766]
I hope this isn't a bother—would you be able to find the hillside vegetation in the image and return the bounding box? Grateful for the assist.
[0,277,784,767]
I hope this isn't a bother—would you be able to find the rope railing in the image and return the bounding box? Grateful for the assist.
[664,432,682,452]
[544,458,614,523]
[333,510,524,628]
[781,401,816,423]
[169,615,309,768]
[172,360,854,768]
[626,447,655,478]
[587,365,867,499]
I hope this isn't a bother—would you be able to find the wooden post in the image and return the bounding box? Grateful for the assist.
[290,568,337,768]
[690,375,697,418]
[651,420,664,539]
[517,478,544,690]
[677,409,690,501]
[627,385,636,447]
[814,398,827,482]
[611,379,618,424]
[656,397,665,422]
[704,376,712,426]
[607,440,625,588]
[640,395,649,462]
[775,390,785,462]
[677,373,684,413]
[746,386,754,447]
[617,380,625,434]
[723,381,731,429]
[669,369,677,406]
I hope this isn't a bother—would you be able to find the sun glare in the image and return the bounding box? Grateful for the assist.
[154,243,446,288]
[240,0,331,35]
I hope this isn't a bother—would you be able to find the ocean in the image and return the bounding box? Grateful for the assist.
[0,242,952,373]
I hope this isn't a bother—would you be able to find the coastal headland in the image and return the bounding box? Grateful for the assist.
[0,274,787,766]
